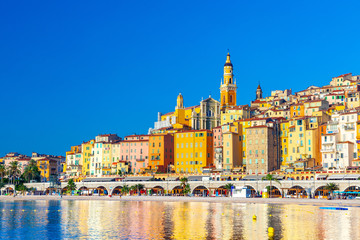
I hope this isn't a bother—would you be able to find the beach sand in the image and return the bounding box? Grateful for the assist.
[0,195,359,206]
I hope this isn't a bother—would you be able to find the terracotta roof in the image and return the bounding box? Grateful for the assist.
[247,125,271,129]
[335,73,351,78]
[338,141,354,144]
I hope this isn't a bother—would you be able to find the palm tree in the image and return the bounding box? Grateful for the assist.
[7,161,21,185]
[134,184,145,195]
[183,184,191,196]
[262,174,281,198]
[324,183,339,199]
[17,184,28,196]
[224,183,235,197]
[66,179,77,192]
[121,185,130,195]
[22,160,40,183]
[0,164,6,183]
[180,177,188,195]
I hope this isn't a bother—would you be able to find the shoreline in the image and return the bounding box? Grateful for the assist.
[1,195,360,206]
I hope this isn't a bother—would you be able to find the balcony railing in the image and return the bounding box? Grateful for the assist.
[320,148,336,153]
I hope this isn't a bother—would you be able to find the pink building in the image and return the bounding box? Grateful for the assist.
[212,126,223,170]
[120,135,149,174]
[4,157,31,173]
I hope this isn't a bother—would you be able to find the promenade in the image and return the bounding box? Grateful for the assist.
[1,195,360,206]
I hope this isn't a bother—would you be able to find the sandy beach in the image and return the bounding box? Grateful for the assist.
[0,195,359,206]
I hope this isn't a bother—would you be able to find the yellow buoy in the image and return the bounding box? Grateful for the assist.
[268,227,274,237]
[252,215,257,220]
[269,214,272,216]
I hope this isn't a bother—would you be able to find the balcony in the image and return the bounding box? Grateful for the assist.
[321,148,336,153]
[215,148,223,153]
[344,125,355,131]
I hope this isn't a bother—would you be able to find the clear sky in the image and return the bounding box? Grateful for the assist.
[1,1,360,157]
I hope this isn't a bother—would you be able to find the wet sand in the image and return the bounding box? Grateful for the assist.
[1,195,360,206]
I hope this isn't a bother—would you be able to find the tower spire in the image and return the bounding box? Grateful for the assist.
[220,52,237,109]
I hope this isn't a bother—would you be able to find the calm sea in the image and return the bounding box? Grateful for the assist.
[0,200,359,239]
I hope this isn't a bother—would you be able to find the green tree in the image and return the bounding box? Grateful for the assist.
[7,161,21,185]
[224,183,235,197]
[183,184,191,196]
[0,164,6,183]
[16,184,28,196]
[133,184,145,195]
[118,170,122,176]
[324,183,339,199]
[180,177,189,196]
[121,185,130,195]
[262,174,281,198]
[22,160,41,183]
[66,179,77,192]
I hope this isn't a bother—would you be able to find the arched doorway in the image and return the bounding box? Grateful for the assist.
[344,186,360,198]
[266,186,281,198]
[111,186,122,196]
[152,186,164,196]
[192,186,209,197]
[215,186,227,196]
[95,186,108,196]
[314,186,329,199]
[78,186,89,195]
[61,187,68,194]
[172,186,183,196]
[4,187,14,195]
[45,187,59,195]
[244,185,257,197]
[287,186,307,198]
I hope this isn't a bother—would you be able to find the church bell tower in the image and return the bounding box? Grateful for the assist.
[220,52,237,109]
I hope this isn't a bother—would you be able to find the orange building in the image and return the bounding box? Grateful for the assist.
[290,103,305,118]
[148,134,174,173]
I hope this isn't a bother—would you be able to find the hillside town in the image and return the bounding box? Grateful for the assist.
[2,53,360,182]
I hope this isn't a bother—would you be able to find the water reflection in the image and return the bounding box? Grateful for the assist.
[0,200,359,239]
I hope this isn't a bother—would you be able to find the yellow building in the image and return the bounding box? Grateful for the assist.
[102,143,112,175]
[81,140,94,176]
[238,119,252,168]
[64,145,81,174]
[158,94,200,130]
[280,121,289,171]
[37,158,58,182]
[220,52,237,109]
[174,130,213,173]
[220,105,250,125]
[287,117,320,171]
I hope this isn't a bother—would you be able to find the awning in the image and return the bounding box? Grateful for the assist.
[123,176,154,181]
[242,175,265,181]
[316,174,328,179]
[344,174,360,180]
[82,178,116,182]
[327,175,345,180]
[166,177,179,181]
[188,176,204,181]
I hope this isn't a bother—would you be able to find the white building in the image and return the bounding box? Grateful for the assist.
[321,111,358,170]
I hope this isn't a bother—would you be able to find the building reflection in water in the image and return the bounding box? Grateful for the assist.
[0,200,360,239]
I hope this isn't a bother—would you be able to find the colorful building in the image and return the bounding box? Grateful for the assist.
[174,130,213,173]
[148,134,174,173]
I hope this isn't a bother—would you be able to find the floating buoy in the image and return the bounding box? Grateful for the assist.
[252,215,257,220]
[269,214,272,216]
[268,227,274,237]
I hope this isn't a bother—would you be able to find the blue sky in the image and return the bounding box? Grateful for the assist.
[1,1,360,156]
